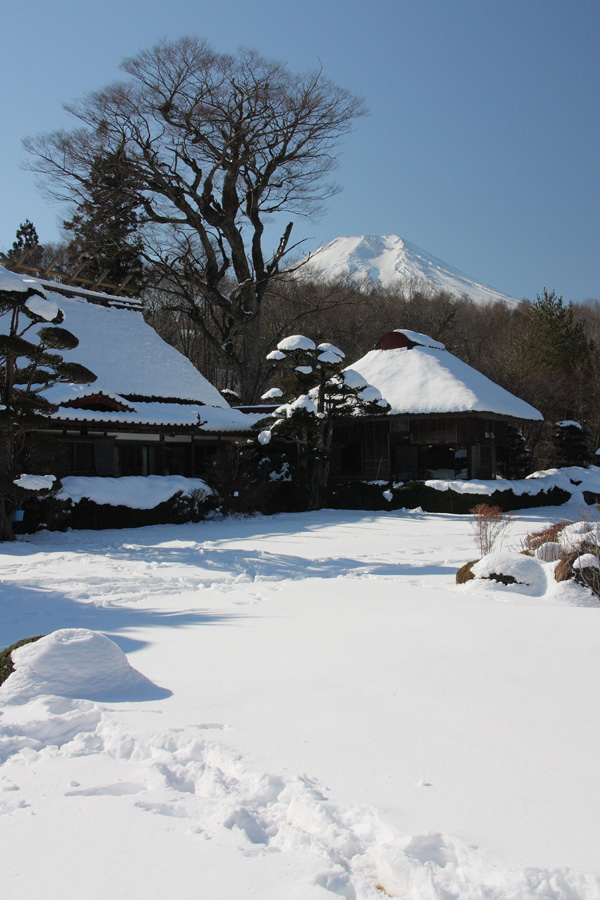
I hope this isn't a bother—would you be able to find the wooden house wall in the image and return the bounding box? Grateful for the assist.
[332,416,514,482]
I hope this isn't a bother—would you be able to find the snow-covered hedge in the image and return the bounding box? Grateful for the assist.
[328,479,570,514]
[16,476,217,533]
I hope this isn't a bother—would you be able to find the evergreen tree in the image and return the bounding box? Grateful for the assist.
[7,220,43,267]
[497,425,531,479]
[552,421,590,468]
[63,146,145,290]
[0,268,96,540]
[529,289,593,377]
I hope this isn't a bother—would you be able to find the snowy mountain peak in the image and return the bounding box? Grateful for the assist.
[298,234,519,307]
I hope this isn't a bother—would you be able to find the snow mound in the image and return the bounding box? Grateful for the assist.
[0,629,170,704]
[471,552,548,596]
[261,387,283,400]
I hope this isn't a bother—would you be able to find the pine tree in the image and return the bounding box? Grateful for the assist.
[63,146,145,290]
[0,268,96,540]
[529,289,593,377]
[7,220,43,267]
[256,336,389,509]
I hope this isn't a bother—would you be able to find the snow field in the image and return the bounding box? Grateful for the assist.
[1,507,600,899]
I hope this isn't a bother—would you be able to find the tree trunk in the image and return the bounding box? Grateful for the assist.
[307,420,333,511]
[0,497,16,542]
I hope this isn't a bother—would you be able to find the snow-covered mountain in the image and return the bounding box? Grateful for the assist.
[297,234,519,307]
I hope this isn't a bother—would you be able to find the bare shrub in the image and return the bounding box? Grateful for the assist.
[470,504,512,557]
[521,520,570,555]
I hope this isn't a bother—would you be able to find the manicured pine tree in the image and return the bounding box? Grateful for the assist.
[0,267,96,540]
[255,336,389,510]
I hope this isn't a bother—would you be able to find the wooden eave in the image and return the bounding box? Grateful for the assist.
[45,417,250,438]
[349,410,542,425]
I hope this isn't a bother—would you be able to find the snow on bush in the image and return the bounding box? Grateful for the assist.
[13,474,56,491]
[317,349,343,364]
[58,475,212,510]
[426,465,600,501]
[275,395,319,418]
[261,388,283,400]
[24,293,59,322]
[573,553,600,571]
[0,629,164,704]
[317,341,345,358]
[277,335,316,352]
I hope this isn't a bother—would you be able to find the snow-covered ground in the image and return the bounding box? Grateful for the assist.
[1,504,599,899]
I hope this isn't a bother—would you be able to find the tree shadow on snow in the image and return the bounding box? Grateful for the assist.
[0,580,242,653]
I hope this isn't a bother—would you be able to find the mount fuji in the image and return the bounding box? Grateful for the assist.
[297,234,519,307]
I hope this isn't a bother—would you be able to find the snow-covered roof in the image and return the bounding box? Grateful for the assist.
[0,265,40,294]
[393,329,445,350]
[0,266,229,408]
[346,337,543,420]
[50,396,263,432]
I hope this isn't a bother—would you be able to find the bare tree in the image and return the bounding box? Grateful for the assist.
[24,37,366,401]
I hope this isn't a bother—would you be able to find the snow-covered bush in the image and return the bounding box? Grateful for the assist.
[521,515,600,601]
[0,635,44,687]
[552,420,591,468]
[521,520,570,554]
[16,478,217,532]
[329,479,570,514]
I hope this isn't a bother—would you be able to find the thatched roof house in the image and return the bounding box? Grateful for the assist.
[0,267,261,478]
[333,330,542,481]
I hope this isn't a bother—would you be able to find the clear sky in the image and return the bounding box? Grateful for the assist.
[2,0,598,302]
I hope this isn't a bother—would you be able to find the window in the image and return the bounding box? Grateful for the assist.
[117,444,161,476]
[65,441,96,474]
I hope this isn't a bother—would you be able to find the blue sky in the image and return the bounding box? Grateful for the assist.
[2,0,598,302]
